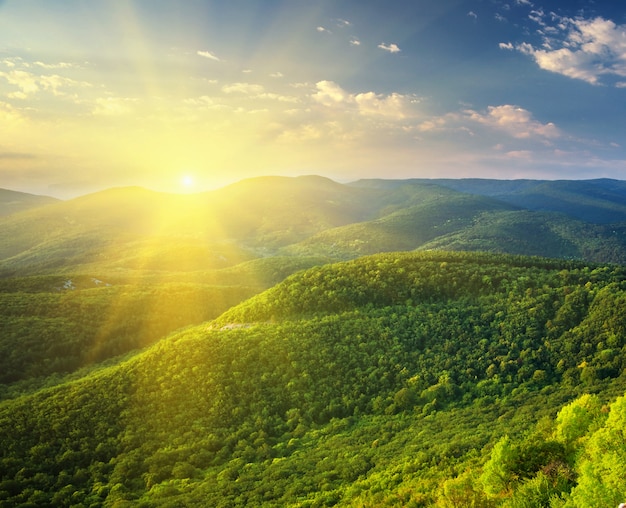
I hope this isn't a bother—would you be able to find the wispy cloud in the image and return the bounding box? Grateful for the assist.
[350,38,361,46]
[316,26,331,34]
[378,42,401,53]
[416,104,560,141]
[222,82,265,95]
[467,11,478,20]
[33,61,75,70]
[0,68,91,99]
[508,14,626,85]
[218,82,298,104]
[197,50,221,61]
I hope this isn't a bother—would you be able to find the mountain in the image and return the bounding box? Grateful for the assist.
[282,193,518,258]
[417,210,626,263]
[3,176,626,276]
[1,251,625,506]
[0,188,60,217]
[352,177,626,223]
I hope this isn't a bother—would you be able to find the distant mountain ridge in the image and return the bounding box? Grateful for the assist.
[1,175,626,275]
[0,188,60,217]
[350,177,626,223]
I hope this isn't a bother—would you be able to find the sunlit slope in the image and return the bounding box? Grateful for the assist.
[0,255,331,394]
[204,175,392,248]
[282,194,517,259]
[0,188,60,217]
[0,278,259,389]
[0,176,395,275]
[0,187,256,274]
[1,252,626,506]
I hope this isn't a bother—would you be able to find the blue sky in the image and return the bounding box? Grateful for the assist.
[1,0,625,197]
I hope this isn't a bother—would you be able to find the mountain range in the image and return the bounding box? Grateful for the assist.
[2,176,626,276]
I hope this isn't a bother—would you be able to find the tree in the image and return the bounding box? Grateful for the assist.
[480,436,518,497]
[566,396,626,508]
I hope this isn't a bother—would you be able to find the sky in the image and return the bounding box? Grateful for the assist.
[1,0,626,197]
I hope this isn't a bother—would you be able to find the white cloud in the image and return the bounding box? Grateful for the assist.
[0,69,90,98]
[197,50,221,61]
[350,38,361,46]
[39,74,90,96]
[354,92,412,119]
[468,11,478,20]
[1,70,39,96]
[335,18,352,28]
[312,80,417,120]
[499,42,514,50]
[466,105,560,139]
[515,15,626,85]
[528,9,545,26]
[312,80,349,106]
[378,42,401,53]
[316,26,331,33]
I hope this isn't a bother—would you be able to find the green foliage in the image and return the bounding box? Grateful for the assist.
[481,436,518,496]
[566,396,626,507]
[553,394,602,452]
[1,251,626,506]
[0,279,258,390]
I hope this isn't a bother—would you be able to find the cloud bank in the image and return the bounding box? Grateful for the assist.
[503,13,626,86]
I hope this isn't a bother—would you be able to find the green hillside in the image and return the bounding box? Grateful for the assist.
[1,252,626,506]
[418,210,626,264]
[283,194,517,259]
[0,254,328,394]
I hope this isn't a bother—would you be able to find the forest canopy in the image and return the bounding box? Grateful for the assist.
[1,251,625,506]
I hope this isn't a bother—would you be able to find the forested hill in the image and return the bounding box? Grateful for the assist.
[2,176,626,275]
[1,251,626,506]
[350,177,626,224]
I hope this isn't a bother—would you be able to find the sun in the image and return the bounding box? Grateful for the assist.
[181,175,195,189]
